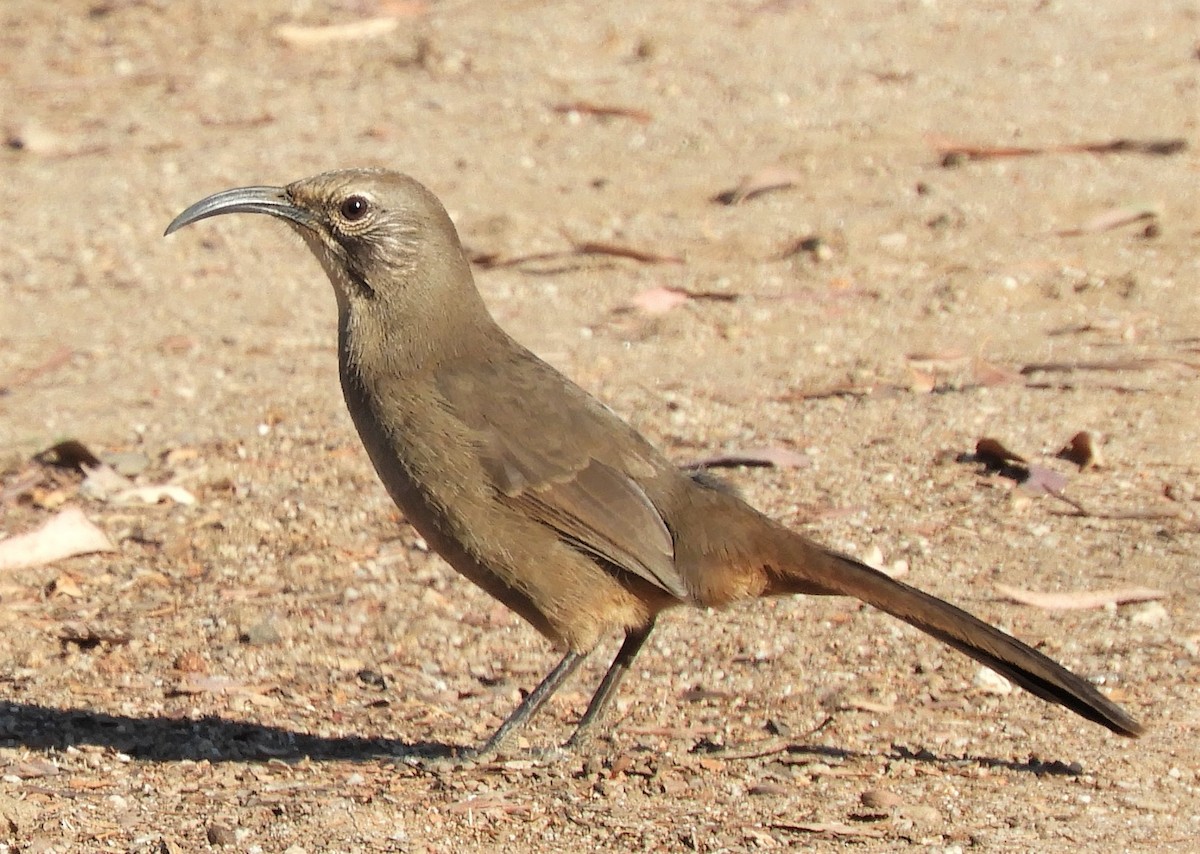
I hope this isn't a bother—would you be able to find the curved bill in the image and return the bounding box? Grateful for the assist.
[164,186,314,236]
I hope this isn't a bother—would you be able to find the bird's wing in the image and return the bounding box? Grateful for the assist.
[436,351,688,600]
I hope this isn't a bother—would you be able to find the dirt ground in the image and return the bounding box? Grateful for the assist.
[2,1,1199,851]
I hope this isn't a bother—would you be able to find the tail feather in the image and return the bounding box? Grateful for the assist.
[772,546,1144,738]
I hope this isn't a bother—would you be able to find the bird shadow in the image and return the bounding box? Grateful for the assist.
[783,741,1086,778]
[0,701,450,764]
[2,701,1083,778]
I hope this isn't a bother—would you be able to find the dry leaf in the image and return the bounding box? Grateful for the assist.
[1020,357,1200,375]
[907,366,936,394]
[42,441,198,505]
[838,696,896,714]
[35,439,103,471]
[0,345,74,394]
[50,572,85,599]
[929,134,1187,165]
[5,123,106,158]
[713,166,803,205]
[1020,464,1069,496]
[776,234,832,261]
[80,462,135,500]
[975,437,1026,467]
[568,238,684,264]
[475,236,684,270]
[972,359,1024,387]
[629,286,692,315]
[446,796,530,816]
[965,439,1072,495]
[6,758,61,779]
[1057,204,1160,237]
[551,101,652,123]
[275,18,399,46]
[1058,430,1104,469]
[995,583,1166,610]
[112,484,197,506]
[0,507,115,571]
[620,285,738,315]
[771,821,885,839]
[169,674,273,697]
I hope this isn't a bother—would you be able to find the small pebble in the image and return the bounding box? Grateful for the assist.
[1127,601,1169,627]
[861,545,885,569]
[207,824,237,846]
[860,788,902,809]
[240,621,282,645]
[974,666,1013,695]
[102,451,151,477]
[896,804,943,826]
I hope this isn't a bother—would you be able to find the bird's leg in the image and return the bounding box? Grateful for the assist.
[565,621,655,749]
[464,649,584,759]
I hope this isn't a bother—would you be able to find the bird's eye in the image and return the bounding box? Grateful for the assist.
[339,195,370,222]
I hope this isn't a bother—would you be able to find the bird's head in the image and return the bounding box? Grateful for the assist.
[166,168,491,367]
[167,168,476,309]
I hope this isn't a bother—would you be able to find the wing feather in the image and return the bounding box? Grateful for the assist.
[436,351,687,600]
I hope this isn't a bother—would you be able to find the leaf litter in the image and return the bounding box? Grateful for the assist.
[0,507,115,571]
[995,584,1166,611]
[712,166,804,205]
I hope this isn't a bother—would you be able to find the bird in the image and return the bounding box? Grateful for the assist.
[165,168,1143,755]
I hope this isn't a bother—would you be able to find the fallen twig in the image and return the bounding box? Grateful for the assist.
[930,135,1187,165]
[0,346,74,395]
[550,101,652,123]
[472,234,683,269]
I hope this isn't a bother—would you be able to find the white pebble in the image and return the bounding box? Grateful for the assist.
[973,667,1013,695]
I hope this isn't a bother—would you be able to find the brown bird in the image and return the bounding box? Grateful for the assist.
[166,168,1143,755]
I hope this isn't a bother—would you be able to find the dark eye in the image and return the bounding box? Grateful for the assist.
[339,195,370,222]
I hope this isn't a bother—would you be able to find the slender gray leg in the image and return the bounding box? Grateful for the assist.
[565,621,655,749]
[465,649,583,758]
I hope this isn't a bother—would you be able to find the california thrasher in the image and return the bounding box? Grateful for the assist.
[166,168,1143,754]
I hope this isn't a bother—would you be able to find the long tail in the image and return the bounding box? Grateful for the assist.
[766,535,1144,737]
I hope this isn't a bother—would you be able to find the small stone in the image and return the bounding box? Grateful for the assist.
[173,651,208,673]
[102,451,151,477]
[861,545,885,569]
[860,788,903,809]
[240,620,282,645]
[973,666,1013,695]
[1127,601,1169,627]
[896,804,943,827]
[207,824,237,846]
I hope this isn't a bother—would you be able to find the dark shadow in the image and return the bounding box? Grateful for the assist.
[2,701,1084,777]
[886,742,1084,777]
[0,701,452,763]
[691,739,1084,778]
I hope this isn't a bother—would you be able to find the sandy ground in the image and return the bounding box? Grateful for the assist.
[2,1,1199,851]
